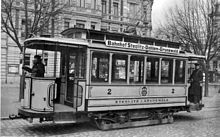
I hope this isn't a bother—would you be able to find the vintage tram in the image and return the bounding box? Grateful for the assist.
[16,28,205,130]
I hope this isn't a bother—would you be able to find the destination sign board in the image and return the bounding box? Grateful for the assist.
[105,40,180,54]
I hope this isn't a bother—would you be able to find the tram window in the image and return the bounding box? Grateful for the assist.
[112,54,127,82]
[146,57,159,83]
[161,58,173,84]
[175,60,185,84]
[69,55,76,76]
[78,51,86,78]
[69,50,86,79]
[130,56,144,83]
[91,52,109,82]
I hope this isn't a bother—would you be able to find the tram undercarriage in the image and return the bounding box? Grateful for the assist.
[17,106,186,130]
[89,107,185,130]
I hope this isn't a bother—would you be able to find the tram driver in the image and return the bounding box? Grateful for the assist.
[22,55,45,77]
[188,63,203,105]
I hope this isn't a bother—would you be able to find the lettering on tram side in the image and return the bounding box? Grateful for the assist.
[114,98,169,105]
[105,40,180,54]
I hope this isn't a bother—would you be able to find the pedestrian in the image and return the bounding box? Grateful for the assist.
[188,63,203,104]
[22,55,45,77]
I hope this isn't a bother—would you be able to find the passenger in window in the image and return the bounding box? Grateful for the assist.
[188,63,203,104]
[22,55,45,77]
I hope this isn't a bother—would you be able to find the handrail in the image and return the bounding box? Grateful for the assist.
[47,83,57,108]
[76,84,83,107]
[72,82,83,108]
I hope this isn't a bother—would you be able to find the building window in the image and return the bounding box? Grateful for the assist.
[91,52,109,82]
[64,19,70,30]
[77,0,85,7]
[24,54,31,66]
[21,18,31,37]
[143,7,147,14]
[129,3,136,14]
[175,60,185,84]
[91,24,95,30]
[43,52,48,67]
[8,64,19,74]
[15,9,19,32]
[75,23,85,28]
[91,22,96,30]
[112,54,127,82]
[102,0,106,14]
[146,57,159,83]
[92,0,96,9]
[213,61,217,71]
[113,2,119,16]
[130,56,144,84]
[161,58,173,84]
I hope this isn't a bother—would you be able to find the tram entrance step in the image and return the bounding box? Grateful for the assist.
[53,104,77,123]
[54,104,76,112]
[54,111,76,123]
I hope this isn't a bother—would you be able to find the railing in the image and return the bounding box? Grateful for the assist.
[48,82,57,108]
[73,82,83,108]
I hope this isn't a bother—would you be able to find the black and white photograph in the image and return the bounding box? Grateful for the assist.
[1,0,220,136]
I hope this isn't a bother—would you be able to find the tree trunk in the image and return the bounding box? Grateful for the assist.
[19,0,28,101]
[204,63,209,97]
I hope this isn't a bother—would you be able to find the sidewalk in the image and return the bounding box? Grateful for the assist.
[1,85,20,119]
[202,93,220,109]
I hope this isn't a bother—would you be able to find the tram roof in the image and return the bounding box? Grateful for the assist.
[185,52,206,60]
[24,37,89,50]
[61,28,181,48]
[24,29,206,60]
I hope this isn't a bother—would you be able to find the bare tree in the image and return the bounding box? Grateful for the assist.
[1,0,66,51]
[154,0,220,96]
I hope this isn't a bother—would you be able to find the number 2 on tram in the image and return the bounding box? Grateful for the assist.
[17,28,205,130]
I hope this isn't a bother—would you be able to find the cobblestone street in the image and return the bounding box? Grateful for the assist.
[1,86,220,137]
[1,104,220,137]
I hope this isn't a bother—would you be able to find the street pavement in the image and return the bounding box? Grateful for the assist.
[1,84,20,118]
[1,85,220,136]
[1,106,220,136]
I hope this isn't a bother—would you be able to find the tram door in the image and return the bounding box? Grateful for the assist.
[65,47,86,109]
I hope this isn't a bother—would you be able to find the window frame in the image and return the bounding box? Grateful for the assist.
[146,56,160,84]
[91,52,109,83]
[129,55,144,84]
[112,54,128,83]
[113,2,119,16]
[174,59,186,84]
[89,50,187,85]
[102,0,107,14]
[160,58,173,84]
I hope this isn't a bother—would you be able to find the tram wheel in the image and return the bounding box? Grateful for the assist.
[94,118,115,130]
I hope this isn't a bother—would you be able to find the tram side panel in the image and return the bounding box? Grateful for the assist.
[86,85,187,112]
[20,77,56,112]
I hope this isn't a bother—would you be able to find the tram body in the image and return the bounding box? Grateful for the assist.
[17,28,205,129]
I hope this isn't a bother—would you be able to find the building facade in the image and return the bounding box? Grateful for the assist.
[210,0,220,82]
[1,0,154,84]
